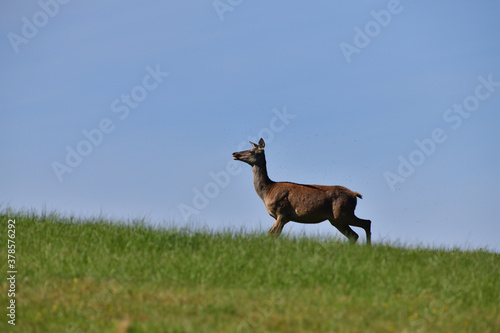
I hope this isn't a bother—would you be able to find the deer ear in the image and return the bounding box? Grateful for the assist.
[249,141,258,149]
[258,138,265,149]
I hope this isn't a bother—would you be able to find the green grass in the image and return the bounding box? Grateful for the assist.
[1,209,499,332]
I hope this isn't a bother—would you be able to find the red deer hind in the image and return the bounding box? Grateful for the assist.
[232,138,371,244]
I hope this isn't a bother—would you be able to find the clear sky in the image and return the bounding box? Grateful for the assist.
[2,1,499,251]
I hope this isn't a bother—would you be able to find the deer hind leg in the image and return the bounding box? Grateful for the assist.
[347,217,372,245]
[268,215,288,237]
[328,219,359,243]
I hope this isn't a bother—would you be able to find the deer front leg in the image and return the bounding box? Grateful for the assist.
[268,215,287,236]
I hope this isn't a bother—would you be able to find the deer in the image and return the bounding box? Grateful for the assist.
[232,138,371,244]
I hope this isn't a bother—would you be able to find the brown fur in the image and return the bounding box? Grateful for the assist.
[233,138,371,244]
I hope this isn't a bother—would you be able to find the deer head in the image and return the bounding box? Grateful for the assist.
[232,138,266,166]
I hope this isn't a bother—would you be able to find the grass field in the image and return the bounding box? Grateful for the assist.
[0,209,499,332]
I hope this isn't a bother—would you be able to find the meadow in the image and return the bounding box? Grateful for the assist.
[0,209,498,332]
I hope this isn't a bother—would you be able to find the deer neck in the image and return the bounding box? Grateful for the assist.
[252,156,274,201]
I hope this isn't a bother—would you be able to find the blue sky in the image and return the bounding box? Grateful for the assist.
[2,1,499,251]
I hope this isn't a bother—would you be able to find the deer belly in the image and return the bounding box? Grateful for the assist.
[265,197,331,223]
[290,210,328,223]
[289,199,331,223]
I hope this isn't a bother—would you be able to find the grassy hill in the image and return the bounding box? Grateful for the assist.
[1,210,499,332]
